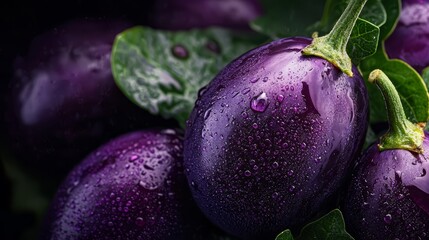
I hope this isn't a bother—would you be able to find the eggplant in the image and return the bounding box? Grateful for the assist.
[5,19,176,179]
[342,69,429,239]
[184,37,369,239]
[146,0,262,30]
[42,129,212,240]
[385,0,429,73]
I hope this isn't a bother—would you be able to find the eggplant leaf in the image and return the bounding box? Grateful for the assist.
[111,26,260,127]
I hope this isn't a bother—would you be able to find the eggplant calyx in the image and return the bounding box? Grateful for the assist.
[302,0,369,77]
[369,69,425,154]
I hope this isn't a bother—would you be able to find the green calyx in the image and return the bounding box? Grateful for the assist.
[368,69,425,154]
[302,0,368,77]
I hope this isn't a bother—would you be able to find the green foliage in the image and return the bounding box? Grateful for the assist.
[111,27,260,126]
[275,209,354,240]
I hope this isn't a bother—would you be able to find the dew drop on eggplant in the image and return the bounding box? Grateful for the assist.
[250,92,269,113]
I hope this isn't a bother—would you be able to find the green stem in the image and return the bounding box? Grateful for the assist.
[368,69,424,153]
[302,0,368,77]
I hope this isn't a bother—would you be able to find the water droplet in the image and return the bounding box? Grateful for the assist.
[205,40,221,54]
[204,109,212,119]
[277,94,284,102]
[250,78,260,83]
[252,123,258,129]
[139,180,148,188]
[272,192,279,199]
[250,92,269,113]
[143,164,155,171]
[287,170,294,176]
[135,217,145,227]
[129,155,139,162]
[289,185,296,192]
[314,156,322,163]
[384,214,392,224]
[171,44,189,59]
[242,88,251,94]
[272,162,279,168]
[263,77,269,82]
[244,170,251,177]
[108,221,114,227]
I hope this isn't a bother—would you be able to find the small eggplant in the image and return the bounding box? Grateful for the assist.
[342,69,429,239]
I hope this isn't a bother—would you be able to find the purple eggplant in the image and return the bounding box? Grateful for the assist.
[41,129,212,240]
[385,0,429,73]
[4,19,176,179]
[342,70,429,239]
[146,0,263,30]
[184,37,369,239]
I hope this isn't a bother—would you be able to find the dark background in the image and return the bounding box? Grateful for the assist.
[0,1,155,239]
[0,0,155,96]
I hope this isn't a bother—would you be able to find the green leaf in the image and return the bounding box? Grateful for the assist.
[276,229,294,240]
[312,0,385,35]
[252,0,383,67]
[297,209,354,240]
[421,67,429,91]
[111,26,259,127]
[360,0,387,27]
[418,67,429,131]
[250,0,325,39]
[359,0,429,124]
[360,50,429,123]
[378,0,401,41]
[274,209,354,240]
[347,18,379,65]
[312,0,384,64]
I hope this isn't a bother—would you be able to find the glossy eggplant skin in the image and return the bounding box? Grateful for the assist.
[385,0,429,73]
[5,19,176,178]
[184,37,369,239]
[147,0,262,30]
[342,132,429,240]
[41,130,210,240]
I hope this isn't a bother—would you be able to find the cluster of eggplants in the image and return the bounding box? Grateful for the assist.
[4,19,177,180]
[385,0,429,73]
[11,0,429,239]
[41,130,215,240]
[184,37,369,239]
[7,0,261,239]
[4,0,263,182]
